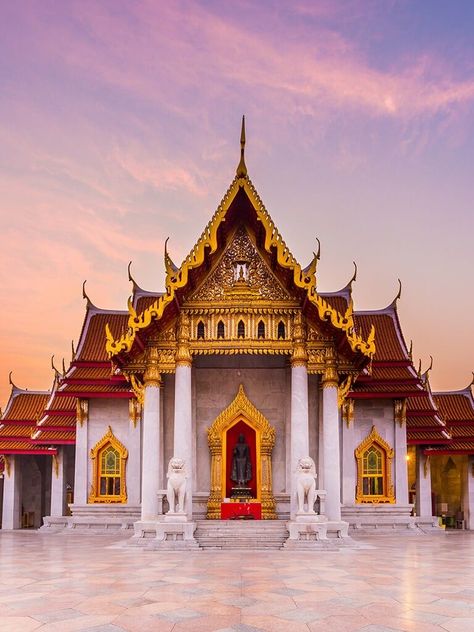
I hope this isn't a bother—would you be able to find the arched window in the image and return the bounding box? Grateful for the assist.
[88,426,128,503]
[217,320,225,339]
[197,321,205,339]
[355,426,395,504]
[277,320,285,339]
[100,445,121,496]
[257,320,265,339]
[237,320,245,338]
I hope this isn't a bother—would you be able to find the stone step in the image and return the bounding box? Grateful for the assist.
[195,519,289,550]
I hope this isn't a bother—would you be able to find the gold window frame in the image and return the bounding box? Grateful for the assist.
[88,426,128,504]
[355,425,395,504]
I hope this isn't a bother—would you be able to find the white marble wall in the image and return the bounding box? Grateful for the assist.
[344,399,398,505]
[87,398,141,505]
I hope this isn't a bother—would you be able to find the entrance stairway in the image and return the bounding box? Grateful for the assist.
[195,520,289,550]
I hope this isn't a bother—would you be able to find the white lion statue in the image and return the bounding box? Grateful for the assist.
[296,456,317,514]
[166,457,187,514]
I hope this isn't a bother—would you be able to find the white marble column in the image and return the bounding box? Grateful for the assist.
[174,363,193,518]
[394,401,409,504]
[341,399,356,505]
[50,448,67,517]
[290,362,309,519]
[415,447,433,518]
[141,347,162,521]
[73,400,88,505]
[463,456,474,530]
[127,400,142,505]
[2,456,21,529]
[322,378,342,522]
[173,313,193,518]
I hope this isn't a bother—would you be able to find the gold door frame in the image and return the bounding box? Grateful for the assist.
[207,384,276,519]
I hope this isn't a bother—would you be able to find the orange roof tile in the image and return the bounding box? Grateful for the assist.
[434,391,474,422]
[2,391,50,421]
[354,309,408,362]
[76,308,128,362]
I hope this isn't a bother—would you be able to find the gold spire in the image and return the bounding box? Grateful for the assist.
[236,115,247,177]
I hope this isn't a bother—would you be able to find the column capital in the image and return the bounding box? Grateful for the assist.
[322,346,338,388]
[144,346,162,387]
[176,312,192,367]
[394,398,407,427]
[76,399,89,427]
[291,312,307,367]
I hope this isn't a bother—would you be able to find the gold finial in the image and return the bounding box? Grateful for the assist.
[236,115,247,177]
[71,340,76,362]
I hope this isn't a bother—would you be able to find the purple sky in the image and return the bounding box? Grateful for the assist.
[1,1,473,405]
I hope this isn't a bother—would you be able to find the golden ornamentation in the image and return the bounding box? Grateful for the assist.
[291,312,308,367]
[322,346,338,387]
[338,375,353,408]
[176,313,192,366]
[105,172,376,360]
[342,398,355,428]
[144,346,161,387]
[129,398,142,427]
[394,399,407,427]
[355,426,395,504]
[190,226,291,303]
[3,455,10,477]
[129,374,145,405]
[76,399,88,427]
[88,426,128,504]
[207,384,276,520]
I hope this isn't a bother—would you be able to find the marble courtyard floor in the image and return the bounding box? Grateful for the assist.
[0,531,474,632]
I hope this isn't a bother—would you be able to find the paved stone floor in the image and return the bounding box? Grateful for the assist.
[1,531,474,632]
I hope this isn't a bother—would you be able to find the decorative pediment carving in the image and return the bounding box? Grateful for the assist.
[189,227,293,303]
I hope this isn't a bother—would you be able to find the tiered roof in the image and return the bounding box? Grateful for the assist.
[0,384,53,455]
[426,382,474,455]
[56,298,131,400]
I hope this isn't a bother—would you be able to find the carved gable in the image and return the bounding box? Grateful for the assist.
[188,226,293,303]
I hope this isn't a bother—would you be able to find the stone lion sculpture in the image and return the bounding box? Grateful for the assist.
[166,457,187,514]
[296,456,317,514]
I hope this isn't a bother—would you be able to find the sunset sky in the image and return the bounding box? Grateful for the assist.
[1,1,473,406]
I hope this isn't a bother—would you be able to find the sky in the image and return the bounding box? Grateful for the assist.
[1,0,473,407]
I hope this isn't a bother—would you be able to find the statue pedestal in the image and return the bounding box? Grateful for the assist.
[285,515,352,549]
[151,520,199,550]
[295,511,326,523]
[164,512,187,523]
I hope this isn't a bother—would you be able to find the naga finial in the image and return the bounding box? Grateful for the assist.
[388,278,402,309]
[71,340,76,362]
[8,371,20,391]
[164,237,178,276]
[350,261,358,284]
[408,340,413,360]
[315,237,321,261]
[236,115,247,177]
[82,280,95,309]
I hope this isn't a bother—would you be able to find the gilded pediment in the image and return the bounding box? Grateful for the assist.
[188,226,294,303]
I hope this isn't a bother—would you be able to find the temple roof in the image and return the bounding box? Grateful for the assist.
[106,125,375,367]
[425,383,474,454]
[0,386,52,454]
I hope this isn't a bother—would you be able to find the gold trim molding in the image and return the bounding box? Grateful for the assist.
[207,384,276,519]
[355,426,395,504]
[88,426,128,504]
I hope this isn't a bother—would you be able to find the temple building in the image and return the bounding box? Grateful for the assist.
[0,121,473,547]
